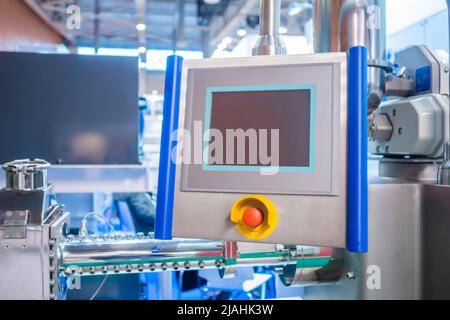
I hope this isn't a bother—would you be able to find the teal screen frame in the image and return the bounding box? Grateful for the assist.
[202,84,316,173]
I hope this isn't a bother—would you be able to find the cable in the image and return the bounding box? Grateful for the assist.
[90,275,109,301]
[81,212,116,236]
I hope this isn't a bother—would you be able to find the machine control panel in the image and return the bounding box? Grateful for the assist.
[163,53,349,247]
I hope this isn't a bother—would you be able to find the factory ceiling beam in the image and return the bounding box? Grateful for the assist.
[210,0,259,49]
[23,0,75,45]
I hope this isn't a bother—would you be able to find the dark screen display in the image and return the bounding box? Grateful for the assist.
[0,52,139,165]
[207,89,311,168]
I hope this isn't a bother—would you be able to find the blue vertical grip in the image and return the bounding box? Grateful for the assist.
[347,46,368,253]
[155,55,183,240]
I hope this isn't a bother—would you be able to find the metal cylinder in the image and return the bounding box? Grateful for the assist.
[339,0,368,50]
[367,0,387,113]
[339,0,387,112]
[252,0,286,56]
[1,159,50,191]
[313,0,344,53]
[60,238,224,268]
[59,237,342,288]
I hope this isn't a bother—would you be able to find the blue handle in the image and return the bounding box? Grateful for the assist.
[347,46,368,253]
[155,55,183,240]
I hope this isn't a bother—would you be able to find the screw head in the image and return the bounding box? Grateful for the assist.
[346,271,356,280]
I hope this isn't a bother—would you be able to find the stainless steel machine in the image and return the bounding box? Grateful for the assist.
[2,0,450,300]
[0,159,343,300]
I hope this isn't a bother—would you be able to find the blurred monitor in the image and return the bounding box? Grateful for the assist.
[0,52,139,165]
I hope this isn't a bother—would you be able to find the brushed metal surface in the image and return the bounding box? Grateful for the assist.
[422,184,450,299]
[305,182,423,299]
[0,227,49,300]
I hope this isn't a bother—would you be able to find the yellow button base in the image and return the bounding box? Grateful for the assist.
[230,195,278,240]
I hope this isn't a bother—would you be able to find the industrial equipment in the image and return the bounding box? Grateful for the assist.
[160,53,351,248]
[3,0,450,301]
[0,159,341,299]
[369,45,450,159]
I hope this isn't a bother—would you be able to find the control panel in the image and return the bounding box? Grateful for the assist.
[156,49,368,252]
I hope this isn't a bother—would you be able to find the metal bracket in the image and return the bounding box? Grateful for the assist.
[219,241,238,279]
[279,245,304,287]
[2,210,29,239]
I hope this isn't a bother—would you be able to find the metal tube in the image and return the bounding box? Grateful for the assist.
[260,0,279,36]
[252,0,286,56]
[59,238,341,287]
[367,0,387,113]
[313,0,344,53]
[60,238,224,267]
[339,0,387,112]
[339,0,368,51]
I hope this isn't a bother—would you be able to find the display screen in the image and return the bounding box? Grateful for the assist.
[203,86,314,171]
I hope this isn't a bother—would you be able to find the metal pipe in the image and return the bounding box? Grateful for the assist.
[367,0,387,113]
[339,0,387,113]
[252,0,286,56]
[339,0,368,50]
[59,237,341,288]
[60,238,224,267]
[313,0,344,53]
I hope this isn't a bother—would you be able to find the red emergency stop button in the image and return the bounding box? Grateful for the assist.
[242,207,264,227]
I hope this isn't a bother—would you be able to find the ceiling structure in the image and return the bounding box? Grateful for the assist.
[26,0,313,57]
